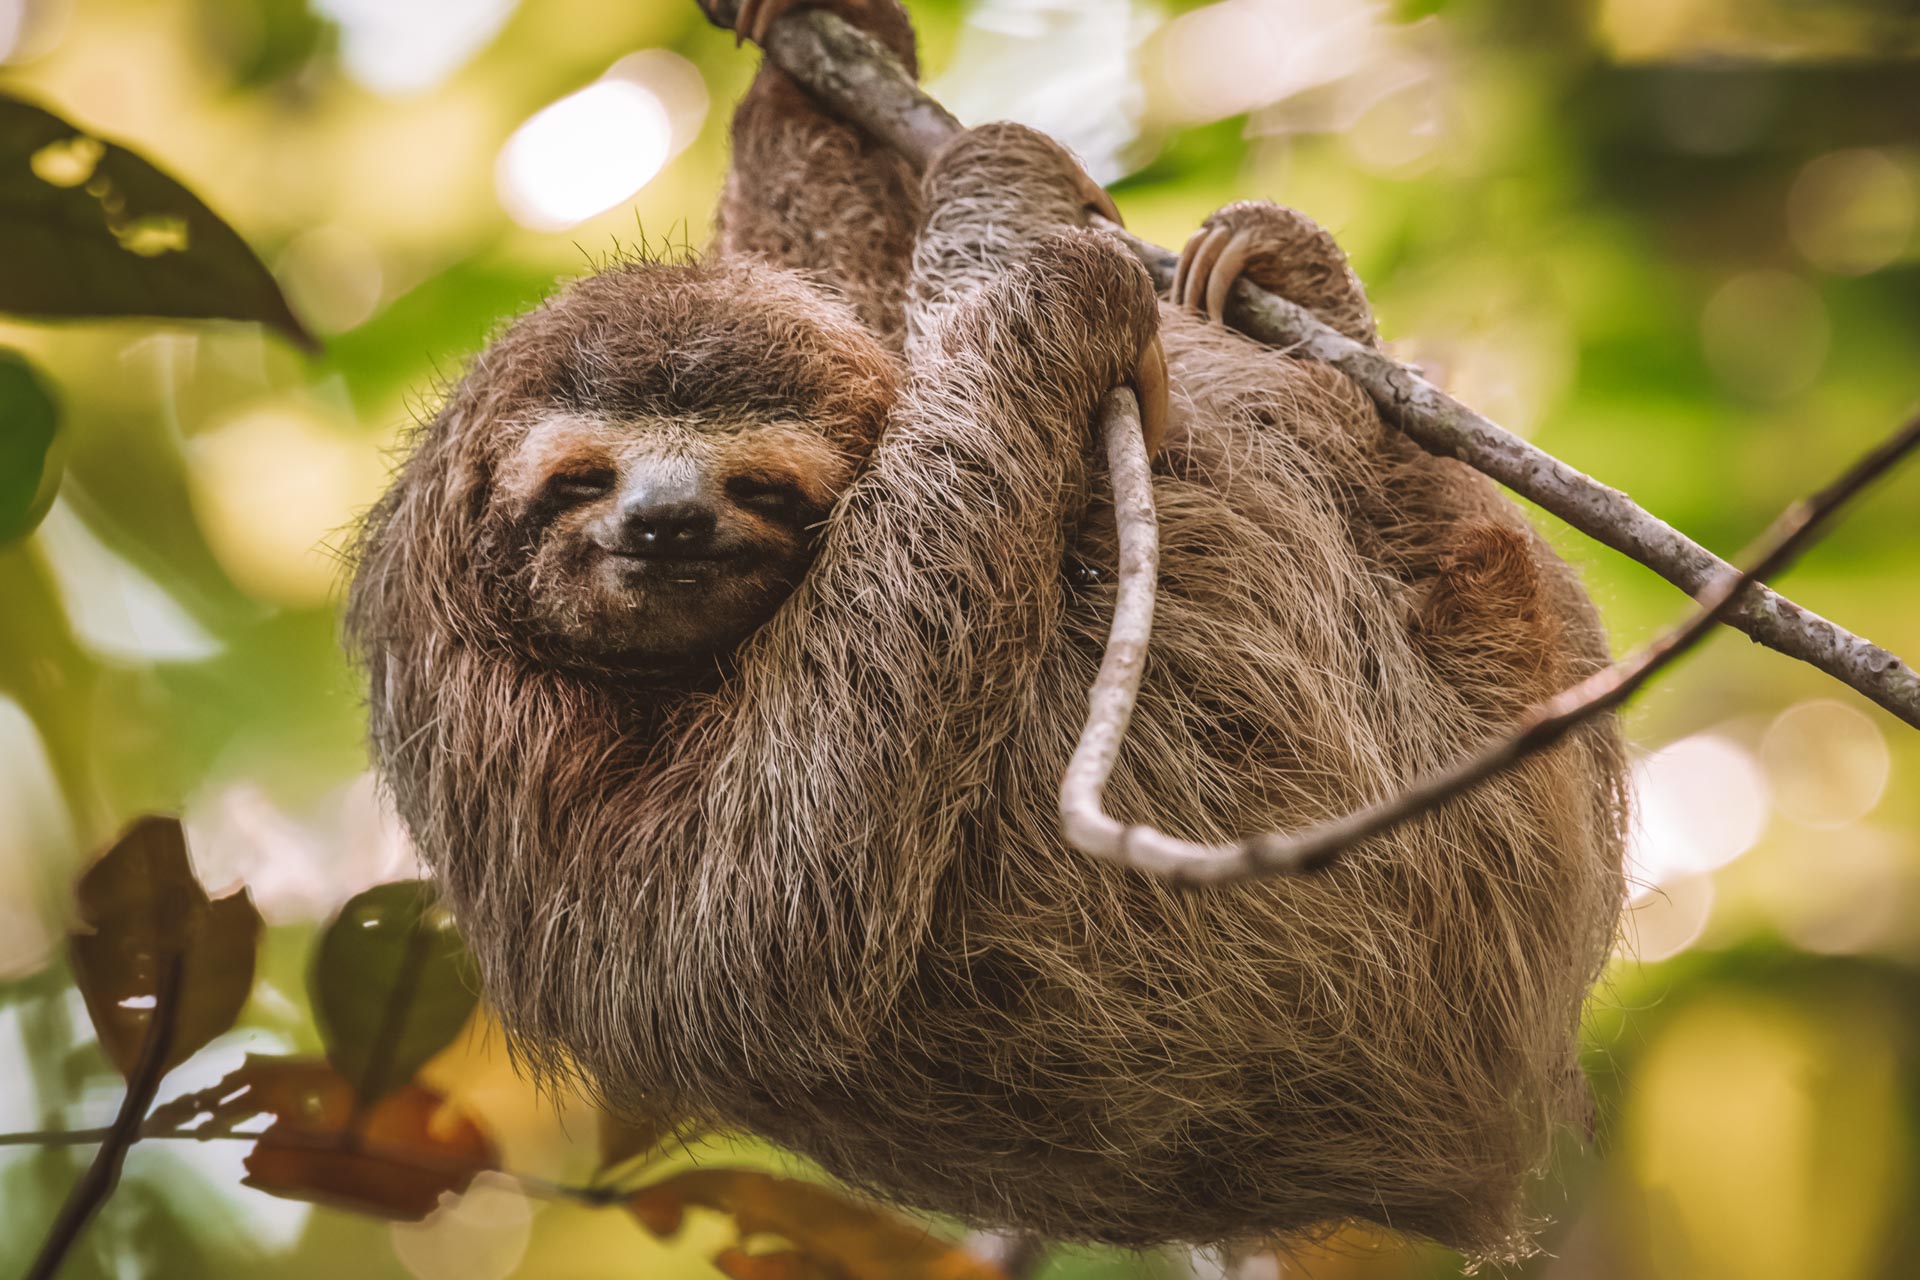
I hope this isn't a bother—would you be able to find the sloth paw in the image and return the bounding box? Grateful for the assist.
[724,0,799,46]
[714,0,916,65]
[1170,200,1377,347]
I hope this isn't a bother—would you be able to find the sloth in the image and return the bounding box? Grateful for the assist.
[345,0,1627,1257]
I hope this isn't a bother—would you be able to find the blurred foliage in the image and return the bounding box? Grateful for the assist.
[0,0,1916,1278]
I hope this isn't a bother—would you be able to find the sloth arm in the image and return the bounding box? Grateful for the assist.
[701,229,1161,1031]
[705,0,923,347]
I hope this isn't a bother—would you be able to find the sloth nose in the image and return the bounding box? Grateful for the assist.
[615,489,719,559]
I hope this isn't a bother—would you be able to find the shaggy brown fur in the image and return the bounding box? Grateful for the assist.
[346,0,1626,1258]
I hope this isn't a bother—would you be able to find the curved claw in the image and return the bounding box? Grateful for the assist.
[1131,335,1170,459]
[1177,223,1233,314]
[1170,227,1206,306]
[1077,171,1122,228]
[731,0,792,46]
[750,0,789,44]
[1203,228,1256,325]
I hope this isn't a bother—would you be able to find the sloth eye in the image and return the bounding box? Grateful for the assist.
[726,473,804,517]
[543,467,615,505]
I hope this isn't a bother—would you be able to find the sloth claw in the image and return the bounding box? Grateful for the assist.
[1131,334,1170,458]
[1174,223,1258,325]
[731,0,791,46]
[1203,229,1256,325]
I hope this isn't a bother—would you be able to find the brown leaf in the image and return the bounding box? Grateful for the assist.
[715,1248,841,1280]
[68,815,261,1078]
[151,1054,497,1221]
[626,1183,687,1237]
[626,1169,1006,1280]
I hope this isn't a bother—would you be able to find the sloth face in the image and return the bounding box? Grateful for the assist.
[491,413,858,667]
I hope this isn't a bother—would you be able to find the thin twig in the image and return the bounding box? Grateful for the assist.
[25,954,184,1280]
[0,1121,610,1206]
[1062,413,1920,884]
[1103,221,1920,730]
[722,0,1920,727]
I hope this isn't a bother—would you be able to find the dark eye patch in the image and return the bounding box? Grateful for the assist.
[726,471,808,519]
[543,466,616,505]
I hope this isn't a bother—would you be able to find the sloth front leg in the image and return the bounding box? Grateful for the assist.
[1171,200,1378,347]
[911,122,1168,451]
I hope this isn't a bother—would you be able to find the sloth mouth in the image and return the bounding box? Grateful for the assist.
[607,552,739,587]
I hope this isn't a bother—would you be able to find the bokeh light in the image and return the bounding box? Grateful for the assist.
[391,1173,533,1280]
[35,501,222,664]
[496,78,673,231]
[187,402,389,608]
[0,696,69,980]
[605,49,709,156]
[314,0,518,97]
[1627,734,1771,899]
[932,0,1148,185]
[275,225,386,336]
[1772,826,1910,957]
[183,773,419,926]
[1760,700,1892,829]
[1153,0,1420,132]
[1788,148,1917,277]
[1621,872,1716,963]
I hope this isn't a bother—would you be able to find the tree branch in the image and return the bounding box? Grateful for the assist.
[717,0,1919,728]
[1063,412,1920,884]
[25,953,183,1280]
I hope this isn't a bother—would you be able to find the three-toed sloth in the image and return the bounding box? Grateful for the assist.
[346,0,1626,1257]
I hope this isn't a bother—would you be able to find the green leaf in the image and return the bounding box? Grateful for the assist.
[0,347,60,544]
[311,880,478,1102]
[0,92,312,348]
[68,814,263,1078]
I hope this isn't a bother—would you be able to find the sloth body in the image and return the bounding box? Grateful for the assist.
[348,0,1626,1255]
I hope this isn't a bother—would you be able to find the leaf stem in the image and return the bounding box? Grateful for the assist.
[25,952,183,1280]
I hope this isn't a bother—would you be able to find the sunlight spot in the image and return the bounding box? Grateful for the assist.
[1152,0,1434,146]
[1774,827,1907,957]
[112,212,189,256]
[1788,149,1916,277]
[277,225,385,334]
[1626,734,1770,899]
[0,695,71,980]
[35,500,223,663]
[186,402,388,607]
[0,0,72,64]
[184,774,420,926]
[392,1172,532,1280]
[932,0,1151,185]
[605,48,709,156]
[497,79,672,231]
[30,133,102,187]
[1620,872,1714,963]
[1760,700,1890,829]
[315,0,517,97]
